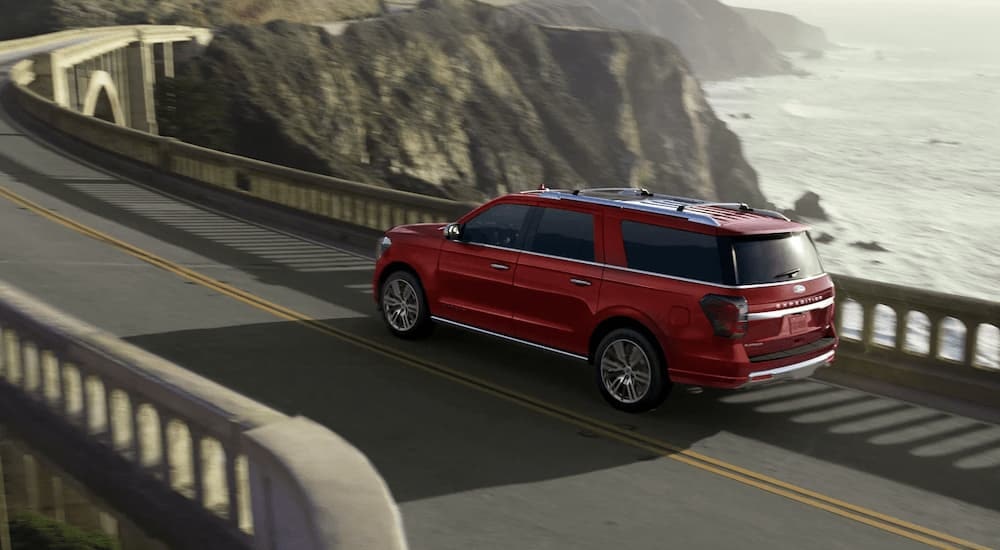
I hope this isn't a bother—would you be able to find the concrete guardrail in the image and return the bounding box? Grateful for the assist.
[2,28,998,412]
[824,274,1000,409]
[0,280,408,550]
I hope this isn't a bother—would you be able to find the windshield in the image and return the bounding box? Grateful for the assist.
[731,232,824,285]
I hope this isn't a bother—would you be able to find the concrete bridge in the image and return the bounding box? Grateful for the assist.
[0,26,998,550]
[3,26,211,134]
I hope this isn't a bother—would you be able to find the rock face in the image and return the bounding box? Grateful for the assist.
[733,7,831,53]
[0,0,379,40]
[159,0,770,205]
[505,0,797,80]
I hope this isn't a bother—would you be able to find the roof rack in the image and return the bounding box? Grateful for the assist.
[527,187,792,226]
[536,189,720,226]
[678,202,750,212]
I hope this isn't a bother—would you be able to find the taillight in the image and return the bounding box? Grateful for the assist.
[700,294,748,339]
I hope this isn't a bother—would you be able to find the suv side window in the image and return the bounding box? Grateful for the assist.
[621,221,724,283]
[462,203,531,249]
[527,207,595,262]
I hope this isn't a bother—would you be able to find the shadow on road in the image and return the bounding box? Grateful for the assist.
[125,317,1000,513]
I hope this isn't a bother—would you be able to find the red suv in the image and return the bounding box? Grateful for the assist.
[373,187,837,412]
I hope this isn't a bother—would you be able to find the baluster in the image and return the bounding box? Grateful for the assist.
[102,379,114,442]
[80,373,93,432]
[191,428,206,507]
[55,357,67,415]
[0,326,6,380]
[861,300,876,348]
[224,444,240,525]
[126,394,140,462]
[964,322,980,368]
[7,331,20,386]
[895,306,909,352]
[159,414,173,486]
[928,314,944,359]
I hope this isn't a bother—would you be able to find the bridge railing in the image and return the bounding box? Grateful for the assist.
[827,274,999,407]
[0,280,408,550]
[3,28,998,409]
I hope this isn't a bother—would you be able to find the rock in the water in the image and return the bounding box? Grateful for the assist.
[792,191,828,220]
[160,1,773,206]
[813,232,835,244]
[928,138,961,146]
[851,241,889,252]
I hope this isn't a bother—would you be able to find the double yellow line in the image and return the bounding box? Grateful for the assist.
[0,183,991,550]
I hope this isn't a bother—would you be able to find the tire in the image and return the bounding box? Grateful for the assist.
[593,328,670,413]
[379,270,433,339]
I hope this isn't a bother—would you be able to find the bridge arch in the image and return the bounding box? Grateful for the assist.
[81,70,126,126]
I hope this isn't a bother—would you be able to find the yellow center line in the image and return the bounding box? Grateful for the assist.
[0,183,990,550]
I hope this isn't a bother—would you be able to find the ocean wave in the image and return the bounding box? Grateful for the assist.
[780,100,849,119]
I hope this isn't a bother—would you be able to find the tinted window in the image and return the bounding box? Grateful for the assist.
[462,203,531,248]
[731,232,824,284]
[621,221,725,283]
[527,207,595,262]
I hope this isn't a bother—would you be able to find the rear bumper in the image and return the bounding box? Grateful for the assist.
[667,345,837,389]
[734,349,835,389]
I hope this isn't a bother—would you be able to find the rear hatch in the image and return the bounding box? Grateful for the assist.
[725,232,836,361]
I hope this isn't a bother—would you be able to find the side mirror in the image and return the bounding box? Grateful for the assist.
[444,223,462,241]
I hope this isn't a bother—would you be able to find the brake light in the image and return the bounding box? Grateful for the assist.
[700,294,749,338]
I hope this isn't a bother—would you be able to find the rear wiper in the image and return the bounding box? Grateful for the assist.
[774,268,800,279]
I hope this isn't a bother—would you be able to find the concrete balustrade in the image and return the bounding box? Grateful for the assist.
[0,281,408,550]
[824,274,1000,408]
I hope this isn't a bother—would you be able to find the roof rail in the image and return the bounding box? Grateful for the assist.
[520,187,791,227]
[535,189,721,226]
[677,202,750,212]
[575,187,654,197]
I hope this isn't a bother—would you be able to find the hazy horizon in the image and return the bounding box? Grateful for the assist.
[727,0,1000,57]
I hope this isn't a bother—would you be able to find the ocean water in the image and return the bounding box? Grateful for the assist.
[705,0,1000,366]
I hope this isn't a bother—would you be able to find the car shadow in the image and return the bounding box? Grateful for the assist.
[123,319,713,504]
[125,316,1000,516]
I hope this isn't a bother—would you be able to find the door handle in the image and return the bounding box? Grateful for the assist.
[490,263,510,271]
[570,278,591,286]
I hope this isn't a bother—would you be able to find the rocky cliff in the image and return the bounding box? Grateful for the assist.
[733,7,831,53]
[0,0,379,40]
[159,0,769,205]
[504,0,797,80]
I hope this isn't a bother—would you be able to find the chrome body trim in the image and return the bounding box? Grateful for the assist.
[604,264,830,290]
[742,349,835,386]
[747,297,836,320]
[430,316,589,362]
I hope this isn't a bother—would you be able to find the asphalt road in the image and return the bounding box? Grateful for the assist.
[0,85,999,549]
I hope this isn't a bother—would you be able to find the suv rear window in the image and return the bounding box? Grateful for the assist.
[730,232,824,285]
